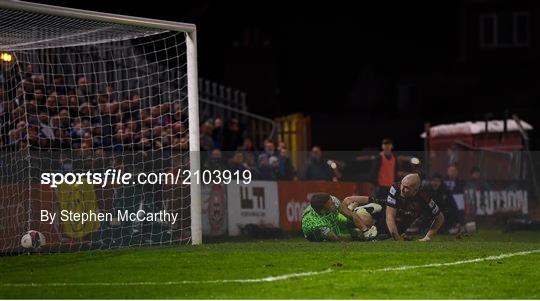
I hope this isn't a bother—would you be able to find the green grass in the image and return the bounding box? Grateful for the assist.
[1,230,540,299]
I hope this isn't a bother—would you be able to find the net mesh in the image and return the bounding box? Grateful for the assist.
[0,6,193,253]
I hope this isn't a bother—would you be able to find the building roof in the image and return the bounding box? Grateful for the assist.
[420,120,533,138]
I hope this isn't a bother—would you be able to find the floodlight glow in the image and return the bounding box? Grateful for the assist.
[1,52,12,62]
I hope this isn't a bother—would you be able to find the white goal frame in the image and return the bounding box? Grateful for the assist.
[0,0,202,245]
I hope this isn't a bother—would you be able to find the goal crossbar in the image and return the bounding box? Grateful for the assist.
[0,0,196,33]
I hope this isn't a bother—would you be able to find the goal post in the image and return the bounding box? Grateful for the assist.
[185,31,202,245]
[0,0,202,251]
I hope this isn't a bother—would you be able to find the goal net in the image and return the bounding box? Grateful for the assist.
[0,1,201,253]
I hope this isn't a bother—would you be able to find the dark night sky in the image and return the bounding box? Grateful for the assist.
[27,1,539,150]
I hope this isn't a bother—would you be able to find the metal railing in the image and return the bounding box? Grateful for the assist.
[198,78,276,147]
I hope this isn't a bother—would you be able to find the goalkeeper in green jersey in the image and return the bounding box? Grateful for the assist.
[301,193,381,242]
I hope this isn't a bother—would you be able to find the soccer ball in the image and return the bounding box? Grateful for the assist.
[20,230,45,249]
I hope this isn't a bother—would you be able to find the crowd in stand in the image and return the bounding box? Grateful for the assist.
[0,64,194,153]
[0,63,341,181]
[203,139,297,181]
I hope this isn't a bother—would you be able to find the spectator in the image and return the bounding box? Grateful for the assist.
[373,138,398,199]
[469,167,482,184]
[149,105,164,128]
[170,102,185,125]
[7,121,26,146]
[104,83,117,102]
[444,163,465,228]
[76,76,92,104]
[120,93,140,116]
[50,74,67,95]
[67,94,80,117]
[93,111,113,147]
[70,117,85,148]
[277,141,287,153]
[212,117,224,148]
[49,109,71,149]
[270,155,293,180]
[24,98,38,125]
[204,148,226,171]
[38,112,55,141]
[57,108,70,129]
[44,92,59,115]
[199,121,215,151]
[238,137,257,168]
[278,146,296,180]
[26,123,36,146]
[57,95,68,108]
[34,88,46,112]
[79,102,96,119]
[13,87,25,108]
[302,146,334,181]
[464,167,487,222]
[268,156,281,180]
[222,118,243,151]
[168,103,184,141]
[157,103,170,126]
[228,151,249,172]
[424,173,460,234]
[253,153,274,180]
[141,108,151,128]
[263,139,277,157]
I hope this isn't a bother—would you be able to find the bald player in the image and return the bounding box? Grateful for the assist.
[384,173,445,241]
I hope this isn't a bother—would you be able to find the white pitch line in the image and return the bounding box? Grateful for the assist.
[1,249,539,287]
[0,269,333,287]
[343,249,540,273]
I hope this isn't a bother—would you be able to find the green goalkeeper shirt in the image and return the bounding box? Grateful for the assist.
[301,196,350,241]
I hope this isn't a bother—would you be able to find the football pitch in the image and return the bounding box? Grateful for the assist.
[1,230,539,299]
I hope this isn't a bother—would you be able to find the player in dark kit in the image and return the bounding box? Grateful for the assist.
[383,173,445,241]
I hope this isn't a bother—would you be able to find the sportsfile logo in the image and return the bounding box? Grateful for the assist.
[40,169,183,188]
[41,168,252,187]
